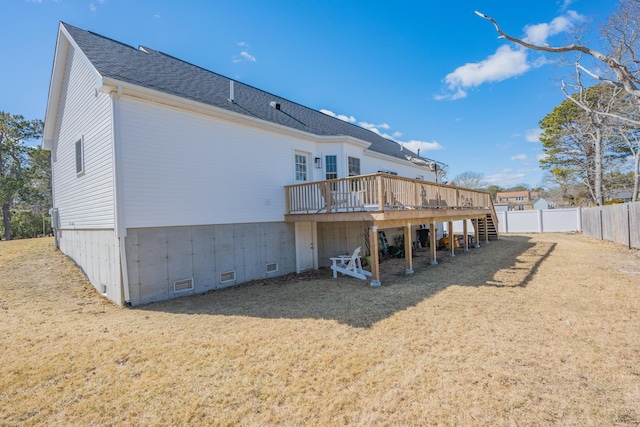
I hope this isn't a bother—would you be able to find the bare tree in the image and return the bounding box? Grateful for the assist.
[476,0,640,202]
[450,171,485,189]
[475,1,640,103]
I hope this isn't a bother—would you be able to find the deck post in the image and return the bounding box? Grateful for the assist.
[474,218,481,248]
[369,226,381,287]
[404,223,413,275]
[429,221,438,265]
[463,219,469,252]
[483,216,489,244]
[448,221,455,257]
[377,175,384,211]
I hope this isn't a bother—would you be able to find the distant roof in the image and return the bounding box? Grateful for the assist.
[61,22,427,164]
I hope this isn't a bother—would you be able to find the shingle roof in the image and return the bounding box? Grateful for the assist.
[62,22,423,163]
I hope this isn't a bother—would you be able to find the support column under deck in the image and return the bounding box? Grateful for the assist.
[369,226,381,287]
[404,223,413,275]
[474,219,481,248]
[463,219,469,252]
[429,221,438,265]
[448,221,455,257]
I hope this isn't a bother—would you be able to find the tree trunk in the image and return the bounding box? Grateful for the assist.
[634,154,640,202]
[2,202,11,241]
[594,126,604,206]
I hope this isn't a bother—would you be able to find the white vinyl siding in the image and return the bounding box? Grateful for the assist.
[51,45,115,229]
[119,97,316,228]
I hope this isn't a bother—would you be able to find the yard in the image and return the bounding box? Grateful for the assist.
[1,233,639,426]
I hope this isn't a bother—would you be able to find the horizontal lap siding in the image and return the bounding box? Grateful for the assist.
[52,46,114,229]
[119,97,316,228]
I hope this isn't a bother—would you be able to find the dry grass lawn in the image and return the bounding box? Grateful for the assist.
[1,233,639,426]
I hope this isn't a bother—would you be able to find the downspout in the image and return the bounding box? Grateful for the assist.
[111,85,131,304]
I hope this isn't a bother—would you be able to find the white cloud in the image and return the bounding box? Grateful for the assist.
[232,43,257,64]
[484,170,527,186]
[438,45,530,100]
[437,11,584,100]
[525,128,543,142]
[511,154,528,161]
[560,0,577,12]
[403,140,443,153]
[320,109,442,153]
[89,2,96,12]
[240,51,256,62]
[320,109,356,123]
[154,12,161,18]
[536,153,548,161]
[523,14,577,45]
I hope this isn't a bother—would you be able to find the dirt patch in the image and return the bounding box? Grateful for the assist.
[1,234,639,425]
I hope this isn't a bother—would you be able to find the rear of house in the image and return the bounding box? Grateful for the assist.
[43,23,448,306]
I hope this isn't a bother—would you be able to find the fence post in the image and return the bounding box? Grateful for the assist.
[599,208,603,241]
[576,208,582,232]
[538,209,543,233]
[628,203,632,250]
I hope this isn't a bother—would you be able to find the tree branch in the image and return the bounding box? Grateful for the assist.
[474,10,640,98]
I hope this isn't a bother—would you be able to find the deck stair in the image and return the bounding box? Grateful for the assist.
[472,213,499,241]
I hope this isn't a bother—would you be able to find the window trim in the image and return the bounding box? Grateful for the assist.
[75,136,85,176]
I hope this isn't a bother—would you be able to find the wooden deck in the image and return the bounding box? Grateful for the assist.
[285,174,499,287]
[285,173,497,228]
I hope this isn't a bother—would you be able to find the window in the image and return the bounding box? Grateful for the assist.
[295,153,307,181]
[516,196,524,201]
[348,156,360,177]
[518,205,524,210]
[325,155,337,180]
[378,170,398,175]
[75,137,84,175]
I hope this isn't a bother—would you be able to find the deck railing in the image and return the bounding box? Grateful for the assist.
[285,173,492,214]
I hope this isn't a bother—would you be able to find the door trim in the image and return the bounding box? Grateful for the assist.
[295,222,317,273]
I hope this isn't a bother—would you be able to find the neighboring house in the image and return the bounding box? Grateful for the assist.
[495,191,542,211]
[607,190,633,203]
[533,198,549,210]
[43,23,497,306]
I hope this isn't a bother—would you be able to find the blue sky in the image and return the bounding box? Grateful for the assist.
[2,0,617,187]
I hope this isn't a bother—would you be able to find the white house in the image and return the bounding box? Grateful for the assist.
[43,23,496,306]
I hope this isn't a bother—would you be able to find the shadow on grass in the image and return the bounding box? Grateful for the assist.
[138,235,555,328]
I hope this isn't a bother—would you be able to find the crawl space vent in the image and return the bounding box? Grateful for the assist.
[174,278,194,292]
[220,271,236,283]
[266,262,279,273]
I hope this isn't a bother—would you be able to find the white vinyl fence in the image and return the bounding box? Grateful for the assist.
[451,203,639,250]
[452,208,582,235]
[497,208,583,233]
